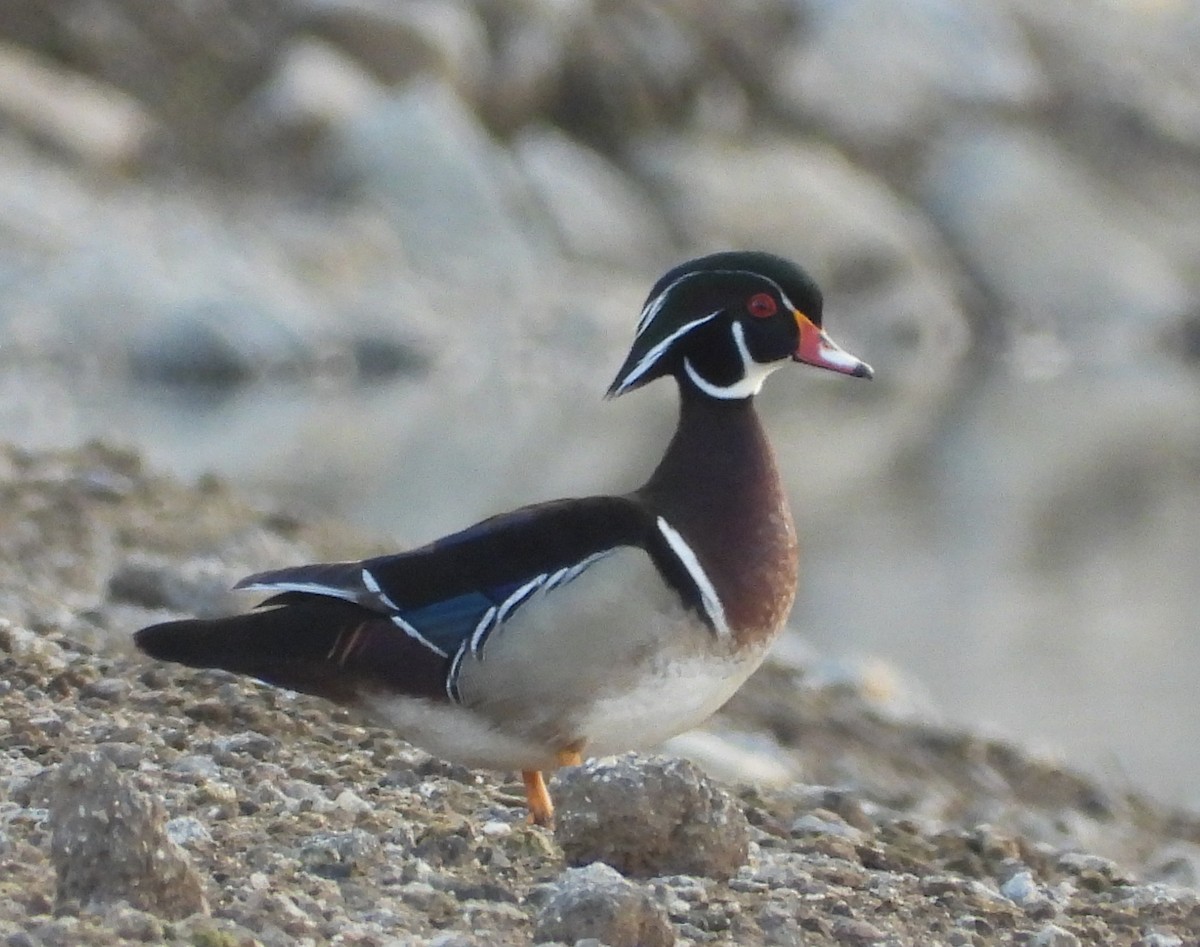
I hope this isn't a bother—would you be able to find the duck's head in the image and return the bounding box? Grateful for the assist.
[608,251,873,400]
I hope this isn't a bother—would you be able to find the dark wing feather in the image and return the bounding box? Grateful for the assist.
[235,496,653,661]
[134,597,448,703]
[136,496,659,704]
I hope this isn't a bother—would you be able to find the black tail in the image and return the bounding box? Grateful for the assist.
[134,596,450,703]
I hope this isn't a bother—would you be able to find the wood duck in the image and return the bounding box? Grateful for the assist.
[135,250,873,825]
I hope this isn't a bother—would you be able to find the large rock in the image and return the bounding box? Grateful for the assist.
[1005,0,1200,151]
[0,41,159,169]
[533,862,675,947]
[236,37,387,146]
[49,749,208,919]
[921,125,1190,362]
[552,755,750,880]
[513,125,673,268]
[300,0,488,92]
[772,0,1046,152]
[0,0,293,167]
[329,80,553,291]
[107,554,240,618]
[127,297,315,386]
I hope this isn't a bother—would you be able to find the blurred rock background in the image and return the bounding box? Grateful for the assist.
[0,0,1197,804]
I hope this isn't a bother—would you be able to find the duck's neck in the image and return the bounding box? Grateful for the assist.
[639,386,798,640]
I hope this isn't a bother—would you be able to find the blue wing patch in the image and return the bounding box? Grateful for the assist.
[240,549,615,687]
[236,495,648,704]
[393,550,611,703]
[395,584,525,659]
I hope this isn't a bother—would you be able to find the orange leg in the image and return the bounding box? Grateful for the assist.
[522,749,585,825]
[522,770,554,826]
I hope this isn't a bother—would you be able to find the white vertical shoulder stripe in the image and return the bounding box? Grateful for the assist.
[361,567,400,610]
[655,516,731,640]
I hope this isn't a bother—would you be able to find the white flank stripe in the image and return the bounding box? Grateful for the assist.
[615,311,721,395]
[543,566,570,590]
[496,575,546,624]
[561,550,611,584]
[655,516,731,640]
[470,606,499,656]
[360,567,399,610]
[390,614,449,658]
[446,645,468,702]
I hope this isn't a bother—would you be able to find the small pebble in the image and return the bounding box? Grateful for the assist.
[165,816,212,847]
[832,915,887,944]
[792,812,865,841]
[333,789,372,814]
[82,678,131,702]
[481,820,512,838]
[1140,934,1183,947]
[299,830,381,879]
[1001,870,1039,905]
[1032,924,1081,947]
[171,755,222,779]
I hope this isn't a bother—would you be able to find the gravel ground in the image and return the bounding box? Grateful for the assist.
[2,442,1199,946]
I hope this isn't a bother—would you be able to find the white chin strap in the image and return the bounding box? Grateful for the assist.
[683,322,779,399]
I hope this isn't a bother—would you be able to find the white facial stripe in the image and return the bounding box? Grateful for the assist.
[635,275,683,337]
[682,321,780,399]
[627,268,807,397]
[636,269,794,338]
[615,310,721,394]
[656,516,731,641]
[732,320,754,368]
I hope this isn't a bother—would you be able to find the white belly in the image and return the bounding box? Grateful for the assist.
[360,548,773,770]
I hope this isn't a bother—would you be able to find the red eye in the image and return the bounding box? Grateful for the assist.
[747,293,777,318]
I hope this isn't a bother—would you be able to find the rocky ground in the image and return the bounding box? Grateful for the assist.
[3,442,1200,946]
[2,3,1200,944]
[1,0,1199,807]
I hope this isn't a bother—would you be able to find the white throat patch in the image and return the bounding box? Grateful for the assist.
[684,321,780,400]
